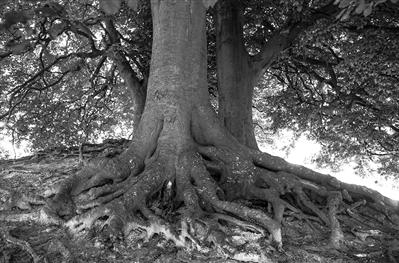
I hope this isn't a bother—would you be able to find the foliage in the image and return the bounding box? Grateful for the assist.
[256,4,399,175]
[1,0,398,176]
[334,0,398,20]
[0,0,152,150]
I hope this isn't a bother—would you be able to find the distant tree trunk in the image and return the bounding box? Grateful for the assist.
[215,0,258,149]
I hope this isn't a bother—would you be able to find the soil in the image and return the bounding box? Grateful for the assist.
[0,140,398,263]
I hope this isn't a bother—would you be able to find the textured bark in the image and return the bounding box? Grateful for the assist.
[21,0,397,258]
[215,0,339,149]
[121,0,210,159]
[215,0,258,149]
[1,2,398,262]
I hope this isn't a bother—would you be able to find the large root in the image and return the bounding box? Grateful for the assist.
[2,129,399,261]
[0,227,41,263]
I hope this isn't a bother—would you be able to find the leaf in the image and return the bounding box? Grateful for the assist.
[390,0,398,3]
[126,0,138,10]
[203,0,218,8]
[99,0,122,15]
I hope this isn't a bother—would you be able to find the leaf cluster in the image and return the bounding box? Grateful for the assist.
[256,5,399,175]
[0,0,151,150]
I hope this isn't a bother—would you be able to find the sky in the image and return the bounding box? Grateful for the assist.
[0,135,32,159]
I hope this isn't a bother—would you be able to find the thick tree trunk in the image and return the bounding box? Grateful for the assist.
[214,0,324,150]
[215,0,258,149]
[1,1,398,261]
[36,0,398,257]
[119,0,210,163]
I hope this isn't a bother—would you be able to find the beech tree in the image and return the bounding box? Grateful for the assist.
[214,0,339,149]
[211,0,399,177]
[1,0,399,258]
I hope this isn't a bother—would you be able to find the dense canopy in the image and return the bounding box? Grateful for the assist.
[255,4,399,175]
[1,0,398,176]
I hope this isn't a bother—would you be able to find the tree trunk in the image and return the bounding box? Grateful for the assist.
[214,0,327,149]
[41,0,399,256]
[215,0,258,149]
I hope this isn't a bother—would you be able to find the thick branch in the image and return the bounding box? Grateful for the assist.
[104,19,147,127]
[251,1,339,80]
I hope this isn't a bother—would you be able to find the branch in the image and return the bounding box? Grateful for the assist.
[104,19,146,122]
[251,0,339,80]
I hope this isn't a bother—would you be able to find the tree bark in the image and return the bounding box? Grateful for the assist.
[215,1,338,149]
[215,0,258,149]
[40,0,399,255]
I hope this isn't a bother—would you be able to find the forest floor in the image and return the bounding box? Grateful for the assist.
[0,140,397,263]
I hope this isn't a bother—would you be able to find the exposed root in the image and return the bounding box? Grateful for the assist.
[46,239,74,263]
[66,205,116,234]
[0,208,63,225]
[327,192,344,248]
[11,130,393,261]
[211,213,266,235]
[124,214,201,250]
[388,239,399,263]
[0,188,46,211]
[196,144,399,251]
[251,149,399,213]
[188,152,283,249]
[0,227,41,263]
[295,187,329,225]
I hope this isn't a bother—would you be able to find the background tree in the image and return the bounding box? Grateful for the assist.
[213,0,341,149]
[0,0,398,260]
[0,0,152,150]
[255,2,399,176]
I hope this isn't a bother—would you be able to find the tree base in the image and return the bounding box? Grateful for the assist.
[43,138,399,257]
[1,140,398,262]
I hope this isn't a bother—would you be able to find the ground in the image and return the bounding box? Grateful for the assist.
[0,139,398,263]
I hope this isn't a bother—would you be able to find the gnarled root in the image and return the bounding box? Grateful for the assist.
[0,227,41,263]
[198,144,399,250]
[40,130,399,260]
